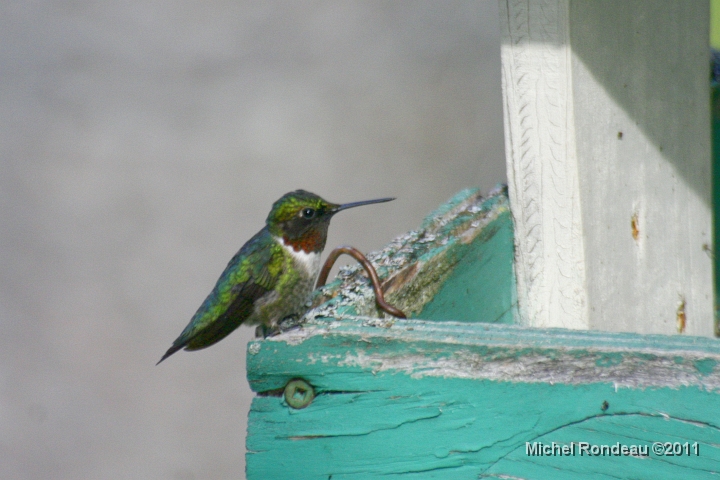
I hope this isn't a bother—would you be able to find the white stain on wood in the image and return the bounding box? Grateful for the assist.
[261,317,720,390]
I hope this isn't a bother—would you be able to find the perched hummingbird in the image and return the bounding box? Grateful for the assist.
[157,189,394,364]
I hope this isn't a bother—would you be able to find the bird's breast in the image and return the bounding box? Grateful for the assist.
[251,238,323,327]
[275,236,322,279]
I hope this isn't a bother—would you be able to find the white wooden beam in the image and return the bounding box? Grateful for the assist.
[499,0,588,330]
[499,0,713,336]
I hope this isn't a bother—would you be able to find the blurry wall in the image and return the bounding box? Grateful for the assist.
[0,1,505,478]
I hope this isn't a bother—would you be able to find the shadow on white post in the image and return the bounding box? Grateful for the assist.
[499,0,713,336]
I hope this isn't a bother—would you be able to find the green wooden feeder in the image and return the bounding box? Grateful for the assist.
[246,189,720,479]
[246,2,720,478]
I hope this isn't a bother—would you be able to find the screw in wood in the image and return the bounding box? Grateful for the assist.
[284,379,315,409]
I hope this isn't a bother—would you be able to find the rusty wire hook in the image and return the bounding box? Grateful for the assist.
[315,245,406,319]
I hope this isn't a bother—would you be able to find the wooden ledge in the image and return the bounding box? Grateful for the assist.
[249,318,720,394]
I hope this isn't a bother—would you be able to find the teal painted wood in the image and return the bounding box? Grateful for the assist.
[416,209,515,324]
[246,320,720,479]
[712,80,720,329]
[245,188,720,478]
[306,187,516,324]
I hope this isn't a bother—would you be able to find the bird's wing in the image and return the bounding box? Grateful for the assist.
[157,231,283,364]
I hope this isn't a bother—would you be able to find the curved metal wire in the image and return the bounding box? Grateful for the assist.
[316,245,406,319]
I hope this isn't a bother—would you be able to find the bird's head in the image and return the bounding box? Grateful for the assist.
[266,189,394,253]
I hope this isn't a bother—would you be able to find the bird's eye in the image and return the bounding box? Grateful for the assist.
[301,208,315,218]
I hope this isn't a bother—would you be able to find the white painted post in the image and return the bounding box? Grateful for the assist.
[499,0,713,336]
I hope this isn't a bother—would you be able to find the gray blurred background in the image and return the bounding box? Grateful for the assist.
[0,1,505,478]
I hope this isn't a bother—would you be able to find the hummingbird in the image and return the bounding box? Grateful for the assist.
[157,189,394,364]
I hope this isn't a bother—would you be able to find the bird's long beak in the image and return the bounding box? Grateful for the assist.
[332,197,395,214]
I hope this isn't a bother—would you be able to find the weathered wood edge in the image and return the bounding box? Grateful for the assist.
[305,186,512,320]
[248,318,720,392]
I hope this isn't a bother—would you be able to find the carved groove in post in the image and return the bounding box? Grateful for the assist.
[499,0,587,329]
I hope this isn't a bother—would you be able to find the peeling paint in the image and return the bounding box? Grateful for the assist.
[251,317,720,392]
[302,188,512,322]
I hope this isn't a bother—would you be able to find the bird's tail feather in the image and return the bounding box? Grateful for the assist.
[156,343,183,365]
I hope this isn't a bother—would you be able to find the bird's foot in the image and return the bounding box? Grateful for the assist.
[255,315,304,338]
[278,314,304,332]
[254,325,270,338]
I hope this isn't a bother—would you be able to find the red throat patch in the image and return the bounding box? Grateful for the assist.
[283,230,324,253]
